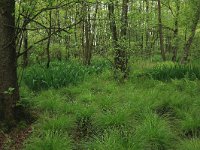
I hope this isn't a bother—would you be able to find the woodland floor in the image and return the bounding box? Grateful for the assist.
[1,60,200,150]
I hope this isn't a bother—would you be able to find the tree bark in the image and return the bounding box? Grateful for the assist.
[118,0,129,76]
[46,10,52,68]
[108,1,118,44]
[83,1,98,66]
[0,0,19,126]
[82,1,91,65]
[157,0,166,61]
[145,0,150,56]
[172,0,180,62]
[23,25,28,67]
[108,0,129,78]
[84,6,92,65]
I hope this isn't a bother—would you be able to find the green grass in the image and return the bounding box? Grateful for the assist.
[19,60,200,150]
[177,138,200,150]
[23,59,111,91]
[130,112,177,150]
[24,131,73,150]
[139,61,200,81]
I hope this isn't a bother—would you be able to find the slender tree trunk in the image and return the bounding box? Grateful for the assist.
[157,0,166,61]
[90,0,99,59]
[171,19,179,62]
[108,1,118,44]
[145,0,150,56]
[65,35,71,60]
[55,1,62,61]
[82,18,85,62]
[23,26,28,67]
[82,1,87,64]
[118,0,129,77]
[46,10,52,68]
[172,0,180,62]
[84,10,91,65]
[0,0,19,126]
[64,10,71,60]
[74,5,78,51]
[83,1,96,66]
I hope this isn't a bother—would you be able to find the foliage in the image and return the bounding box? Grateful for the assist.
[24,131,72,150]
[21,62,200,149]
[140,62,200,81]
[23,60,110,91]
[177,139,200,150]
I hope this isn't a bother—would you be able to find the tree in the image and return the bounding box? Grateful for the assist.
[172,0,180,62]
[108,0,129,79]
[13,0,200,66]
[0,0,19,126]
[157,0,166,61]
[46,10,52,68]
[23,18,29,67]
[82,1,92,65]
[181,0,200,64]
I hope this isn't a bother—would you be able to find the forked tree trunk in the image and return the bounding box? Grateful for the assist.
[0,0,19,126]
[83,1,98,66]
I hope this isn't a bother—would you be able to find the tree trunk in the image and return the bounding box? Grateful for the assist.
[83,1,96,66]
[145,0,150,56]
[90,0,99,60]
[118,0,129,77]
[46,10,52,68]
[157,0,166,61]
[108,1,118,44]
[0,0,19,126]
[82,1,91,65]
[108,0,129,78]
[172,0,180,62]
[84,7,92,65]
[23,27,28,67]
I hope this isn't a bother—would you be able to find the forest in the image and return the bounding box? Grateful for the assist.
[0,0,200,149]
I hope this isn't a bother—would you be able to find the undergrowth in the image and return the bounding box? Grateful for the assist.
[23,59,110,91]
[139,61,200,81]
[19,60,200,150]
